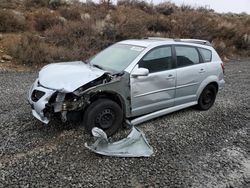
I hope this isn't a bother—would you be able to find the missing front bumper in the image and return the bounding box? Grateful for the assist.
[85,126,154,157]
[28,80,56,124]
[32,109,49,124]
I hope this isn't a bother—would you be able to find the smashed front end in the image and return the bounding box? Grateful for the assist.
[27,61,107,124]
[28,79,87,124]
[28,79,53,123]
[27,61,132,125]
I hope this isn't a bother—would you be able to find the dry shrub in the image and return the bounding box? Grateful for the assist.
[196,6,214,13]
[59,7,81,20]
[0,10,27,32]
[45,21,93,46]
[169,11,216,40]
[179,4,195,12]
[233,33,250,50]
[215,19,237,40]
[117,0,153,13]
[178,4,214,13]
[49,0,67,9]
[24,0,49,8]
[24,0,66,9]
[232,18,250,50]
[155,2,177,16]
[1,34,21,52]
[0,0,22,9]
[33,9,63,31]
[7,34,74,65]
[10,34,51,65]
[147,16,171,33]
[3,0,250,67]
[109,7,149,40]
[85,5,110,20]
[211,39,230,57]
[45,20,101,59]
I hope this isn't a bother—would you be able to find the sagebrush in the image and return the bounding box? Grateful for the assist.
[0,0,249,66]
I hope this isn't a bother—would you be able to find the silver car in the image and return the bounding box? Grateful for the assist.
[28,38,225,136]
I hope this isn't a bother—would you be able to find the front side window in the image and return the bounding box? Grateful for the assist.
[175,46,200,67]
[89,44,145,73]
[139,46,173,73]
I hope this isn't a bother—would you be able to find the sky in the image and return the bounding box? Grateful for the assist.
[154,0,250,14]
[88,0,250,14]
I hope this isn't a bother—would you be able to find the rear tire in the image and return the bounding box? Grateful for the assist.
[197,84,217,110]
[83,99,123,136]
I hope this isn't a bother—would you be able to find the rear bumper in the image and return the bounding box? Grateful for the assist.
[218,79,225,90]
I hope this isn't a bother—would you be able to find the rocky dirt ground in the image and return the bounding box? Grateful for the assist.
[0,60,249,187]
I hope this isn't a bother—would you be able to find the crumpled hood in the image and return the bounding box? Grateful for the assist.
[39,61,106,92]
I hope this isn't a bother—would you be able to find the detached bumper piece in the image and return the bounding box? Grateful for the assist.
[85,126,154,157]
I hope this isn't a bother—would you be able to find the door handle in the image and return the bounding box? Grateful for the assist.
[166,74,175,80]
[199,68,205,73]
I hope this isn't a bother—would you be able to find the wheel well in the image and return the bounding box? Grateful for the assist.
[89,92,124,110]
[208,82,219,92]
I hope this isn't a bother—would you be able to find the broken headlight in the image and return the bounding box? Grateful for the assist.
[73,87,85,96]
[31,90,45,102]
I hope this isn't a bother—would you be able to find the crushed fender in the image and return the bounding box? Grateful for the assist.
[84,126,153,157]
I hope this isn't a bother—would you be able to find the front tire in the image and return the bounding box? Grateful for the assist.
[197,84,217,110]
[83,99,123,136]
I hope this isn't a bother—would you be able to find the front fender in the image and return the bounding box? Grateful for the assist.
[82,72,132,117]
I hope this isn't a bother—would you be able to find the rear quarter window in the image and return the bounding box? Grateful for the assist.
[199,48,212,62]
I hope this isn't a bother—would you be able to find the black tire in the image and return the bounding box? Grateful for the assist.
[197,84,217,110]
[83,99,123,136]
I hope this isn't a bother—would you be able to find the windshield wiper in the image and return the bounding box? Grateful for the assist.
[92,64,105,70]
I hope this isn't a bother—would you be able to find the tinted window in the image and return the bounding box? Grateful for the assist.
[199,48,212,62]
[175,46,200,67]
[139,46,173,73]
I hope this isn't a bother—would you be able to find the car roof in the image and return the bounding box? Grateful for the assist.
[118,38,212,49]
[119,38,172,47]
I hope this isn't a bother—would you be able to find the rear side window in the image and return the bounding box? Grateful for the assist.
[175,46,200,67]
[199,48,212,62]
[139,46,174,73]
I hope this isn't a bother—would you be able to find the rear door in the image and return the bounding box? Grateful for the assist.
[130,46,176,116]
[174,45,208,105]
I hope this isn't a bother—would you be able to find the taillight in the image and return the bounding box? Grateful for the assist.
[221,63,225,74]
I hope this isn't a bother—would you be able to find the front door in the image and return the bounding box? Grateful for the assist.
[130,46,176,116]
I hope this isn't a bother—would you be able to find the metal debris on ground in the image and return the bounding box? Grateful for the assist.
[84,126,154,157]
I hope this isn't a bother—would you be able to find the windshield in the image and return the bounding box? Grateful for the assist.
[89,43,145,73]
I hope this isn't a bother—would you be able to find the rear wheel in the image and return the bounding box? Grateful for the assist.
[83,99,123,136]
[197,84,217,110]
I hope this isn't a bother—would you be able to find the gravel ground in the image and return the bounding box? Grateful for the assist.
[0,61,249,187]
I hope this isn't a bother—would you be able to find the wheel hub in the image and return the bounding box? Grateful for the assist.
[95,109,115,129]
[203,90,213,104]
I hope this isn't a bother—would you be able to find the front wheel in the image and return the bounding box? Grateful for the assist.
[83,99,123,136]
[197,85,217,110]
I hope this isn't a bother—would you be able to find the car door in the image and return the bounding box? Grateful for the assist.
[130,46,176,116]
[174,45,208,105]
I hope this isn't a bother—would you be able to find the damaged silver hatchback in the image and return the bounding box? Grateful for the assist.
[28,38,225,136]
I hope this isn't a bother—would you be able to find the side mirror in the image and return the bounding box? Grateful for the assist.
[131,67,149,77]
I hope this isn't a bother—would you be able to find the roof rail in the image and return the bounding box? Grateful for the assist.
[174,38,212,46]
[144,37,173,41]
